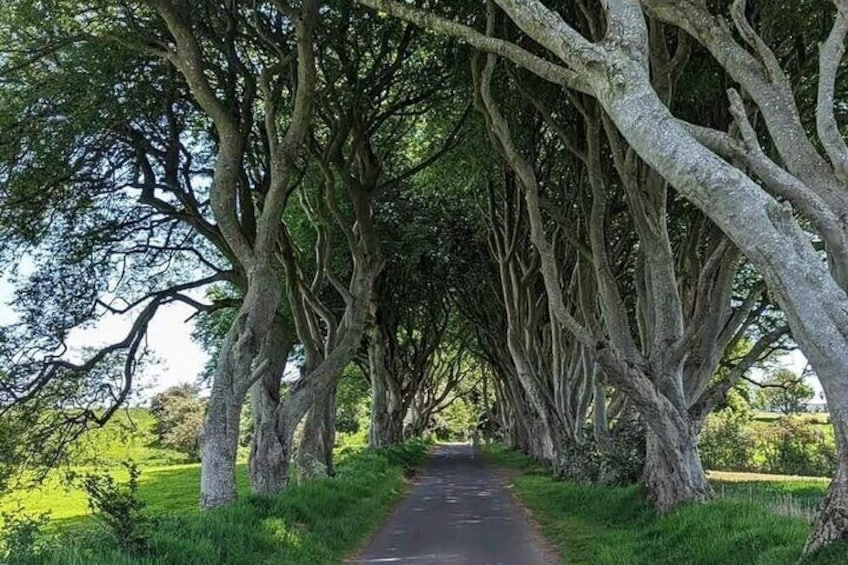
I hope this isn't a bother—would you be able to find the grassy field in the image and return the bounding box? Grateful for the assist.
[62,408,195,467]
[751,412,830,425]
[483,444,848,565]
[0,409,429,564]
[709,470,829,522]
[2,440,428,564]
[1,408,216,528]
[1,462,250,530]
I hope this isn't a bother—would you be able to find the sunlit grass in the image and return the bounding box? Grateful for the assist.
[483,444,848,565]
[0,407,241,528]
[4,440,429,564]
[708,470,830,482]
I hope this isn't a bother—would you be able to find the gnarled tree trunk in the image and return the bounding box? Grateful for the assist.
[200,264,283,508]
[806,394,848,552]
[248,319,295,495]
[296,384,337,479]
[641,416,710,511]
[249,372,290,494]
[368,323,405,448]
[201,383,244,508]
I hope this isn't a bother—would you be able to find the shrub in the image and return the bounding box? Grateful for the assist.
[699,408,757,472]
[0,506,51,564]
[759,417,836,477]
[380,437,430,477]
[600,419,646,485]
[75,462,151,553]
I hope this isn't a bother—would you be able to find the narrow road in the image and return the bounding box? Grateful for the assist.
[350,444,556,565]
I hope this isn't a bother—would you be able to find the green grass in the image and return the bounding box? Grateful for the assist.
[1,463,250,530]
[710,471,829,522]
[0,407,259,527]
[5,439,429,565]
[1,408,209,528]
[483,444,848,565]
[64,408,193,467]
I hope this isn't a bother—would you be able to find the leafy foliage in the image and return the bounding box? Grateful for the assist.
[700,409,758,472]
[700,410,837,477]
[73,462,150,553]
[755,370,816,415]
[0,505,51,565]
[760,418,837,477]
[334,366,370,435]
[149,385,205,461]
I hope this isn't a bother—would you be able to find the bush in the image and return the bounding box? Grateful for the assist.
[379,437,430,477]
[75,462,151,553]
[150,385,205,461]
[699,408,757,472]
[600,418,646,485]
[759,417,836,477]
[0,506,50,564]
[699,411,837,477]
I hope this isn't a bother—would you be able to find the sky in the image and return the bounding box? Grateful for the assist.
[0,273,209,400]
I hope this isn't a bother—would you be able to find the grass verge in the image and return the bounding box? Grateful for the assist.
[4,439,429,565]
[483,444,848,565]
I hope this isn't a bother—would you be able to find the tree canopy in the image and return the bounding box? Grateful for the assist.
[2,0,848,556]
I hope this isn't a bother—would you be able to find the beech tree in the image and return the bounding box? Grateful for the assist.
[4,0,848,555]
[0,3,237,483]
[354,0,848,551]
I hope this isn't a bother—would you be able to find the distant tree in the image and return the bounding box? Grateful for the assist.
[755,370,815,415]
[149,385,205,461]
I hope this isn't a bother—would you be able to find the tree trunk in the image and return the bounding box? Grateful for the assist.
[369,394,404,447]
[641,412,711,512]
[249,372,288,495]
[368,324,406,448]
[404,401,424,439]
[499,374,532,451]
[296,384,337,480]
[805,396,848,552]
[200,382,243,509]
[248,321,294,495]
[807,461,848,553]
[200,265,282,509]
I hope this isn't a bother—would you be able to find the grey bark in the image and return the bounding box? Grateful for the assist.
[200,380,244,508]
[296,383,337,480]
[367,322,410,448]
[807,446,848,553]
[248,319,295,495]
[200,263,284,508]
[152,0,320,509]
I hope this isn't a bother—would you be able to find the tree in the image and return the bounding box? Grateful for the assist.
[0,0,322,508]
[354,0,848,551]
[755,369,815,415]
[149,385,206,461]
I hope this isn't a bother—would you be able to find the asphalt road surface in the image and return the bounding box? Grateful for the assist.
[350,443,556,565]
